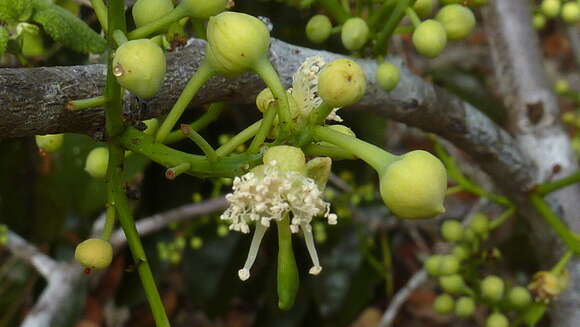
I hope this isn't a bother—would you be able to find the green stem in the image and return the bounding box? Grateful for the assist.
[536,171,580,195]
[192,18,206,40]
[112,29,128,46]
[311,101,335,125]
[302,143,356,160]
[105,2,170,326]
[180,125,218,163]
[276,215,299,310]
[155,61,216,143]
[215,120,262,157]
[374,0,415,55]
[248,105,277,153]
[405,7,421,28]
[127,5,188,40]
[165,162,191,180]
[369,0,396,29]
[164,102,224,144]
[551,250,573,275]
[253,58,292,136]
[488,206,516,230]
[101,204,116,240]
[91,0,108,32]
[312,125,397,173]
[529,193,580,254]
[317,0,351,24]
[66,95,108,111]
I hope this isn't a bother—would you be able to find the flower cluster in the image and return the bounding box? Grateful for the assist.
[221,160,336,280]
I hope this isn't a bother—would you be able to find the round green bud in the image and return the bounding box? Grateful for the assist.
[380,150,447,219]
[425,255,443,276]
[412,19,447,58]
[206,12,270,75]
[113,39,166,99]
[190,236,203,249]
[486,313,509,327]
[180,0,227,19]
[85,147,109,179]
[469,212,489,235]
[541,0,561,19]
[452,244,471,261]
[376,61,400,92]
[256,88,275,113]
[481,275,505,302]
[132,0,174,28]
[533,13,547,30]
[318,58,366,107]
[507,286,532,309]
[441,220,464,242]
[562,2,580,24]
[414,0,435,18]
[440,255,460,275]
[35,134,64,153]
[439,274,465,294]
[455,297,476,317]
[263,145,306,174]
[341,17,369,51]
[436,5,476,40]
[433,294,455,315]
[555,79,570,95]
[75,238,113,269]
[463,228,477,243]
[306,14,332,44]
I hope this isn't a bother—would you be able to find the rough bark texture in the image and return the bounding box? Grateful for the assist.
[483,1,580,326]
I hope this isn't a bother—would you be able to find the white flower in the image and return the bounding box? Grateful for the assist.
[221,161,336,280]
[288,56,343,122]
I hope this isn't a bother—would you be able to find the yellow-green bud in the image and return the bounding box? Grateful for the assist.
[35,134,64,153]
[486,313,509,327]
[75,238,113,269]
[554,79,570,95]
[455,297,475,317]
[376,61,400,92]
[481,275,505,302]
[143,118,159,135]
[85,147,109,179]
[256,88,275,113]
[206,12,270,75]
[562,3,580,24]
[507,286,532,309]
[541,0,561,19]
[440,255,460,275]
[469,212,489,235]
[439,274,465,294]
[425,254,443,276]
[533,13,547,30]
[318,58,366,107]
[113,39,166,99]
[441,220,464,242]
[132,0,174,28]
[380,150,447,219]
[414,0,435,18]
[436,4,476,40]
[433,294,455,315]
[306,14,332,44]
[263,145,306,174]
[180,0,227,19]
[412,19,447,58]
[452,244,471,260]
[341,17,369,51]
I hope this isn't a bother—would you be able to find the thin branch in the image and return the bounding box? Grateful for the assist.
[377,270,428,327]
[5,230,58,278]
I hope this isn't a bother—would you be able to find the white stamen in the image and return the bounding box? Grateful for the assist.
[238,269,250,281]
[309,266,322,275]
[239,223,268,280]
[301,223,322,274]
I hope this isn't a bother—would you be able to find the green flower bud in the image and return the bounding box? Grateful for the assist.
[439,274,466,294]
[541,0,561,19]
[181,0,227,19]
[469,212,489,235]
[341,17,369,51]
[256,88,275,113]
[507,286,532,309]
[113,39,166,99]
[206,12,270,75]
[533,13,547,30]
[132,0,174,28]
[413,0,435,18]
[143,118,159,135]
[85,147,109,179]
[263,145,306,174]
[190,236,203,249]
[425,254,443,276]
[555,79,570,95]
[562,2,580,24]
[376,61,400,92]
[441,220,464,242]
[433,294,455,315]
[35,134,64,153]
[306,14,332,44]
[440,255,460,275]
[412,19,447,58]
[75,238,113,269]
[318,58,366,107]
[481,275,505,302]
[380,150,447,219]
[452,244,471,261]
[455,297,476,317]
[486,313,509,327]
[436,4,476,40]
